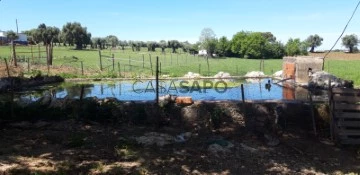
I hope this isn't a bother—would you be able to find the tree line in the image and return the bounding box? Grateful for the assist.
[5,23,360,66]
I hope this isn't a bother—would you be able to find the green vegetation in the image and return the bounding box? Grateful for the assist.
[342,34,359,53]
[1,45,360,86]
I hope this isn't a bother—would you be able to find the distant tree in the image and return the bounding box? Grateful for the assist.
[181,41,191,53]
[216,36,231,57]
[119,40,128,50]
[168,40,181,53]
[189,42,201,55]
[199,28,216,44]
[147,41,157,52]
[106,35,119,48]
[159,40,167,53]
[231,31,249,57]
[306,34,323,52]
[263,41,285,59]
[33,24,60,65]
[61,22,91,50]
[342,34,359,53]
[6,30,18,66]
[285,38,308,56]
[199,28,217,57]
[261,32,276,43]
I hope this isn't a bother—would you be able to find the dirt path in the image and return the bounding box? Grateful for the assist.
[0,120,359,175]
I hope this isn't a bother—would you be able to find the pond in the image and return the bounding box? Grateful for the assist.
[6,78,324,102]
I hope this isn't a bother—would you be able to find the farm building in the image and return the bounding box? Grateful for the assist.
[283,56,324,83]
[0,31,28,45]
[0,31,6,45]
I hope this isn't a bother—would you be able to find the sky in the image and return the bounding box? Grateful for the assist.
[0,0,359,50]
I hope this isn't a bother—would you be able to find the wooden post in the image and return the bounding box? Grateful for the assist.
[241,84,246,115]
[129,55,131,71]
[328,79,334,141]
[159,62,162,76]
[170,54,172,65]
[31,45,34,63]
[309,90,317,136]
[99,50,103,71]
[38,44,41,61]
[206,56,210,76]
[27,57,30,72]
[4,58,10,77]
[199,64,201,74]
[149,54,153,76]
[47,64,50,75]
[177,54,179,65]
[81,61,84,76]
[112,54,115,71]
[118,62,121,77]
[142,54,145,68]
[156,56,159,105]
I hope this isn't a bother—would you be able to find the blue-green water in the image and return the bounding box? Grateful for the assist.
[18,78,289,101]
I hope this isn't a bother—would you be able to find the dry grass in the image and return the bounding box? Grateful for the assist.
[309,52,360,60]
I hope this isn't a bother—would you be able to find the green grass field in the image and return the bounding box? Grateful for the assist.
[1,45,360,86]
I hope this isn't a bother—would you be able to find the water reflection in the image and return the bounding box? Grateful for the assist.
[0,79,329,102]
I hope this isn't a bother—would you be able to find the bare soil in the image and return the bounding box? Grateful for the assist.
[0,119,359,175]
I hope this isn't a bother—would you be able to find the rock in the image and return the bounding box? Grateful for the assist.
[207,141,234,156]
[214,72,231,79]
[9,121,32,129]
[264,134,280,146]
[309,71,353,89]
[135,132,174,147]
[273,70,283,78]
[34,121,51,128]
[245,71,265,78]
[240,143,258,153]
[174,132,192,143]
[184,72,201,79]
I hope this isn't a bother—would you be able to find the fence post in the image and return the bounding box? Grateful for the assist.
[118,62,121,77]
[159,62,162,76]
[206,56,210,76]
[241,84,246,116]
[156,56,159,105]
[81,61,84,76]
[98,50,103,71]
[112,54,115,71]
[27,57,30,72]
[199,64,201,74]
[170,54,172,65]
[177,54,179,65]
[31,45,34,63]
[4,58,10,77]
[149,54,153,76]
[38,44,41,61]
[129,55,131,71]
[142,54,145,68]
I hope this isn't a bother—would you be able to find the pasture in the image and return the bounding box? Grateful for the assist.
[0,46,360,86]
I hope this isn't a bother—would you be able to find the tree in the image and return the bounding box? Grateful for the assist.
[342,34,359,53]
[263,41,285,59]
[33,24,60,65]
[168,40,180,53]
[62,22,91,50]
[231,31,249,57]
[119,40,127,50]
[217,36,231,57]
[6,30,18,66]
[147,41,157,52]
[159,40,167,53]
[181,41,191,53]
[199,28,217,57]
[106,35,119,48]
[285,38,308,56]
[306,34,323,52]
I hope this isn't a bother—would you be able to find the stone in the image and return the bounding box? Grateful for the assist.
[135,132,174,147]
